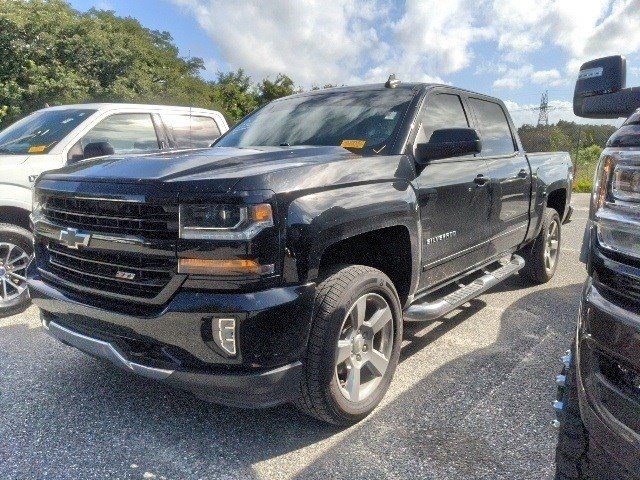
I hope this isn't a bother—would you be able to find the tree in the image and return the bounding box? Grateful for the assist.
[550,126,572,152]
[258,74,298,103]
[0,0,222,127]
[210,69,259,124]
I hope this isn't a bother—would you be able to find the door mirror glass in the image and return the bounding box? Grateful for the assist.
[83,141,114,159]
[415,128,481,163]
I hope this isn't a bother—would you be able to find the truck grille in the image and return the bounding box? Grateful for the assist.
[42,195,178,239]
[596,268,640,303]
[45,241,177,299]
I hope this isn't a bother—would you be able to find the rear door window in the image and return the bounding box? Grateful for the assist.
[81,113,160,154]
[468,99,516,156]
[416,93,470,145]
[164,114,221,148]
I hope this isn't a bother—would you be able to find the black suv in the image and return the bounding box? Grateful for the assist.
[555,56,640,479]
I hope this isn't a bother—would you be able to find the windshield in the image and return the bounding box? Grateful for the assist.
[0,108,96,154]
[216,89,416,153]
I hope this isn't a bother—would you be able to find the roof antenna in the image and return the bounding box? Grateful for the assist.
[385,74,400,89]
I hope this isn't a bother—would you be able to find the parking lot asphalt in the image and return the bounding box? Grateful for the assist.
[0,193,591,480]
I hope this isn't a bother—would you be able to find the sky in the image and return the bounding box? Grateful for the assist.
[68,0,640,127]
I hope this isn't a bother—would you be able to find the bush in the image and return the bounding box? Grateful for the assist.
[573,144,603,192]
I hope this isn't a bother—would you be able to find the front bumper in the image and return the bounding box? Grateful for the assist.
[576,278,640,472]
[30,270,316,408]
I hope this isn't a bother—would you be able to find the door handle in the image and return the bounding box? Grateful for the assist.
[473,174,490,186]
[517,169,528,178]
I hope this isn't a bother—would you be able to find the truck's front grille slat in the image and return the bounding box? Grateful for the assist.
[38,194,179,301]
[42,195,178,240]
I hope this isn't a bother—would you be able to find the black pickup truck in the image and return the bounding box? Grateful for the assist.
[555,56,640,480]
[28,78,573,425]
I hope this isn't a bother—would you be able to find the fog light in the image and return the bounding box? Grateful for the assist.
[213,318,237,356]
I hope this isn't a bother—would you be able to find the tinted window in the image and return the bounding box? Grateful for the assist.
[417,93,469,144]
[216,89,415,153]
[165,114,221,148]
[82,113,159,154]
[469,99,515,156]
[0,109,95,155]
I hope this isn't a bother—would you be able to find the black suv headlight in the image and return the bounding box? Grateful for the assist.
[179,203,273,241]
[592,150,640,259]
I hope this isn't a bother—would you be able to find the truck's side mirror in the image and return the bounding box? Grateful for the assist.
[83,141,114,159]
[415,128,481,164]
[574,55,640,119]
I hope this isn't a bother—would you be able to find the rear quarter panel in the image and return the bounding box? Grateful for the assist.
[525,151,573,240]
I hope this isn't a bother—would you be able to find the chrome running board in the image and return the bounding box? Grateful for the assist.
[404,255,525,322]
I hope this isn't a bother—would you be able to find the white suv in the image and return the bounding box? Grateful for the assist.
[0,103,228,316]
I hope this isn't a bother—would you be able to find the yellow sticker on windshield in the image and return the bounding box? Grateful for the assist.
[340,139,366,149]
[28,145,47,153]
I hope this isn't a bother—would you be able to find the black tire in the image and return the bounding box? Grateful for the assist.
[521,207,561,284]
[0,223,33,318]
[554,344,640,480]
[296,265,403,426]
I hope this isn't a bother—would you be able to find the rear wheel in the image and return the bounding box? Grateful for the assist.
[521,207,561,284]
[296,265,402,425]
[0,223,33,318]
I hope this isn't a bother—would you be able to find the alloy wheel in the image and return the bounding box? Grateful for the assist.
[0,242,31,306]
[334,293,394,403]
[544,219,560,273]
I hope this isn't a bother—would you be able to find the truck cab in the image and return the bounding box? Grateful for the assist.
[0,103,228,316]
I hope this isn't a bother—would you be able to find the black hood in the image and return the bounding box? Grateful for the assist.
[42,146,359,192]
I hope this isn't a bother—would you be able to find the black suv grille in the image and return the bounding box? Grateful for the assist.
[45,241,177,299]
[42,195,178,239]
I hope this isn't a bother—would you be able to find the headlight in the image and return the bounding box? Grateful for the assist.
[591,150,640,259]
[179,203,273,240]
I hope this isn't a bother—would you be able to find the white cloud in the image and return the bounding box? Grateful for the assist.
[172,0,388,86]
[531,68,562,85]
[172,0,640,91]
[494,65,534,89]
[172,0,488,86]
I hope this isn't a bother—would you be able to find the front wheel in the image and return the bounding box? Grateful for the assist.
[296,265,403,425]
[0,223,33,318]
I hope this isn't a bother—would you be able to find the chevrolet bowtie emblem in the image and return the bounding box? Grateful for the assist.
[59,227,91,249]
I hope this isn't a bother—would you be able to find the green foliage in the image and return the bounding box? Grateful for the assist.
[0,0,225,126]
[573,144,603,191]
[518,121,616,155]
[0,0,302,128]
[210,69,259,124]
[258,73,299,103]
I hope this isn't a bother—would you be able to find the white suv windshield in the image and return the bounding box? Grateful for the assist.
[0,108,95,155]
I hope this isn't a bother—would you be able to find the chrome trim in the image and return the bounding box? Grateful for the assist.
[405,255,525,322]
[43,317,174,380]
[37,267,185,305]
